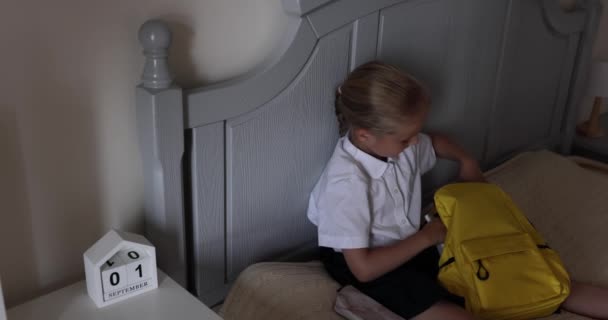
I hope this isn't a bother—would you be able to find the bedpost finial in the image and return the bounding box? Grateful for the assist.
[138,19,173,89]
[139,19,171,51]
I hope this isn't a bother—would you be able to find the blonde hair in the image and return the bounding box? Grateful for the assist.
[335,61,429,136]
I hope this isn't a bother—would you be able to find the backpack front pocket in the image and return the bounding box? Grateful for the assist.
[460,233,562,312]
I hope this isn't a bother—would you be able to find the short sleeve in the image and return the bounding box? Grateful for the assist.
[415,133,437,174]
[313,178,371,249]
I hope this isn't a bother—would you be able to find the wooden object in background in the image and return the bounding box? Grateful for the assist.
[577,96,605,137]
[573,112,608,162]
[578,61,608,138]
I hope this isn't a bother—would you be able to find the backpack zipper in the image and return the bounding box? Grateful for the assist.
[439,257,455,269]
[438,244,550,271]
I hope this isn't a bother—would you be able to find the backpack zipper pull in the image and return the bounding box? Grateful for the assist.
[476,260,490,281]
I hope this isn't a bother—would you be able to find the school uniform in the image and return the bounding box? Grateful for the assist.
[307,133,464,318]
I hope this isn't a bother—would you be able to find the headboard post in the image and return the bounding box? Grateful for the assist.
[138,19,174,89]
[135,19,188,288]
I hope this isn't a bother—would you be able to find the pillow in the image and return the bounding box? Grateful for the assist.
[220,262,342,320]
[486,151,608,287]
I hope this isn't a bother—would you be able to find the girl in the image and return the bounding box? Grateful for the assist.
[307,61,608,319]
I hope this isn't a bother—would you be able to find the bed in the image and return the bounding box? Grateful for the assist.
[134,0,604,317]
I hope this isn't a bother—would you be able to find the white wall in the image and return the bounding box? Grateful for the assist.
[0,0,287,307]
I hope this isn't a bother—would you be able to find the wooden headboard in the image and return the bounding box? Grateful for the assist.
[135,0,602,305]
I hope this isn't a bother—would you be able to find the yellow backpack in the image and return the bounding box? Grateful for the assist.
[434,183,570,320]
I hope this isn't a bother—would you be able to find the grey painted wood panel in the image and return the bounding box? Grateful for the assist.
[282,0,333,16]
[486,0,574,162]
[541,0,586,34]
[135,86,187,288]
[377,0,457,187]
[550,36,579,139]
[190,122,226,304]
[307,0,405,37]
[224,25,351,281]
[350,11,379,71]
[377,0,508,186]
[377,0,451,93]
[185,17,317,128]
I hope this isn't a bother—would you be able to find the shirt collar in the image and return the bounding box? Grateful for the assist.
[342,134,389,179]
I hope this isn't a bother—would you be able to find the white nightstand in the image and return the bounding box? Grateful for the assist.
[7,270,222,320]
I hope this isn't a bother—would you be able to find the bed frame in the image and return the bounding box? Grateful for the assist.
[135,0,602,305]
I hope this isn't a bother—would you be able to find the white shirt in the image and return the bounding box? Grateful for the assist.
[307,133,436,250]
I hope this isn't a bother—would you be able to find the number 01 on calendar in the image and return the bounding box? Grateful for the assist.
[84,230,158,308]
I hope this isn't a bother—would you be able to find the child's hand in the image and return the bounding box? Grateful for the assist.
[421,219,446,245]
[459,157,486,182]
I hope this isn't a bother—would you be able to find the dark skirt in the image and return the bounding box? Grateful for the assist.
[320,246,464,318]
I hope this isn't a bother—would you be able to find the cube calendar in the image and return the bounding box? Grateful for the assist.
[84,230,158,307]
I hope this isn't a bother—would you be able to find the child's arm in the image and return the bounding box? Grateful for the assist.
[342,219,445,282]
[429,133,485,182]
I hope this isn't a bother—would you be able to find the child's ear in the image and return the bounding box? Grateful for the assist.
[353,128,374,144]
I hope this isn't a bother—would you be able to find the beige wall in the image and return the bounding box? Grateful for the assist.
[1,0,607,309]
[0,0,287,307]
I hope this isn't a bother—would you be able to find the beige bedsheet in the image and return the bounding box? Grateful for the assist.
[220,151,608,320]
